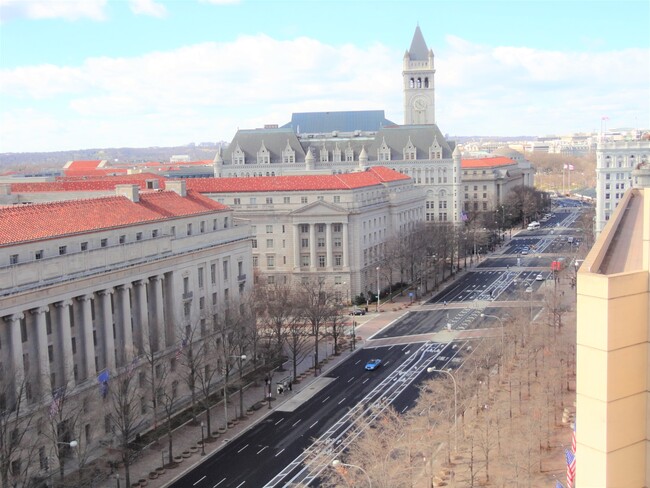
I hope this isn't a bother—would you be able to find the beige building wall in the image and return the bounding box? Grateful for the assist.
[576,186,650,487]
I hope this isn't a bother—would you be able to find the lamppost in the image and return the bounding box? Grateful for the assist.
[115,472,120,488]
[376,266,380,313]
[351,320,357,351]
[480,313,504,346]
[426,367,458,451]
[200,421,206,456]
[224,355,247,428]
[332,459,372,487]
[51,440,78,483]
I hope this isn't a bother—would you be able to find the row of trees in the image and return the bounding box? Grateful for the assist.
[321,275,579,487]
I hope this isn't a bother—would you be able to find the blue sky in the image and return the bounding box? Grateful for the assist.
[1,0,649,153]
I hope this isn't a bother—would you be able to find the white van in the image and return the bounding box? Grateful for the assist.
[527,221,540,230]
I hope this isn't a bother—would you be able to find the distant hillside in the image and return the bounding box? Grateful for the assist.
[0,143,227,173]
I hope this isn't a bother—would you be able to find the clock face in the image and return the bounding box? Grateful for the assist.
[413,96,428,111]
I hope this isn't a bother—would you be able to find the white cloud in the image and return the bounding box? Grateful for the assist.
[128,0,167,17]
[0,33,648,152]
[0,0,108,22]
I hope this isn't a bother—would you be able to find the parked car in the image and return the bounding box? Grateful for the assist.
[536,274,544,281]
[350,308,366,316]
[365,358,382,371]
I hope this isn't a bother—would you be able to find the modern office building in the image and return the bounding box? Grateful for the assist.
[595,138,650,233]
[576,163,650,486]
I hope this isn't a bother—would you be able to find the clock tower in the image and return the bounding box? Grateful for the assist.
[403,25,435,125]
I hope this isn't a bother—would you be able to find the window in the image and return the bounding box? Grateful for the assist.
[301,255,310,267]
[301,238,309,248]
[199,297,205,310]
[317,224,325,232]
[317,237,325,248]
[171,226,176,237]
[334,195,341,203]
[200,221,206,233]
[211,264,216,284]
[223,260,229,280]
[267,276,275,284]
[301,196,308,204]
[212,292,217,305]
[183,276,189,294]
[317,196,324,201]
[136,232,142,241]
[300,224,309,233]
[213,219,217,231]
[187,223,192,236]
[58,245,67,255]
[252,256,258,267]
[184,302,191,318]
[252,239,258,249]
[333,237,342,247]
[119,235,126,244]
[335,255,342,266]
[333,223,342,232]
[266,225,273,233]
[80,242,88,251]
[224,217,229,228]
[266,255,275,268]
[234,198,241,205]
[318,256,326,267]
[198,267,204,288]
[250,197,257,204]
[10,254,18,265]
[266,239,274,248]
[35,250,43,260]
[266,197,273,204]
[283,197,290,204]
[152,229,159,238]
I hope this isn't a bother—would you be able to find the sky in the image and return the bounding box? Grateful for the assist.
[1,0,649,153]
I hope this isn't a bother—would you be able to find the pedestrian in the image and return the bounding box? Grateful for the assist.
[288,381,292,392]
[277,385,283,395]
[444,300,447,306]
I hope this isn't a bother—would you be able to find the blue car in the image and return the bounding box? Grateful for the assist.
[365,359,382,371]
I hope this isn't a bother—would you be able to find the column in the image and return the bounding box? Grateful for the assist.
[133,279,150,355]
[54,300,75,390]
[151,276,165,351]
[77,294,97,380]
[31,306,51,399]
[293,224,301,270]
[326,223,333,270]
[342,222,349,268]
[116,284,134,365]
[96,290,115,374]
[309,223,316,271]
[5,313,25,403]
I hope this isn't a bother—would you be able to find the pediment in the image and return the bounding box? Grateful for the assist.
[290,200,348,217]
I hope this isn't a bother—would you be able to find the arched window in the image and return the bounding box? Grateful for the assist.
[410,78,415,88]
[417,78,422,88]
[424,77,429,88]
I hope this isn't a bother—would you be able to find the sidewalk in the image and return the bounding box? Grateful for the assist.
[98,295,415,488]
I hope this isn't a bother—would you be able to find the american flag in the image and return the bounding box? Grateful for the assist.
[49,388,64,418]
[571,422,576,454]
[565,448,576,488]
[175,338,188,360]
[460,211,468,222]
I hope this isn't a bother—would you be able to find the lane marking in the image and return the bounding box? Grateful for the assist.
[293,419,302,427]
[309,421,318,429]
[322,396,330,403]
[193,476,206,486]
[235,482,246,488]
[275,418,284,426]
[347,376,355,383]
[238,444,249,453]
[214,479,226,487]
[275,448,285,457]
[362,378,369,384]
[257,446,268,455]
[354,360,361,365]
[338,397,346,405]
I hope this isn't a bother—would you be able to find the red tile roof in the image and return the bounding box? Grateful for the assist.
[461,157,516,169]
[186,166,410,193]
[11,174,167,193]
[0,190,227,246]
[64,160,104,170]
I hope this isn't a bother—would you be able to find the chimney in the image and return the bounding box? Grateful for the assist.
[166,179,186,197]
[115,184,140,202]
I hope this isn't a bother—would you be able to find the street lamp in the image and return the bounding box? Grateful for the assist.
[426,367,458,452]
[376,266,380,313]
[480,313,504,345]
[200,421,206,456]
[332,459,372,487]
[115,473,120,488]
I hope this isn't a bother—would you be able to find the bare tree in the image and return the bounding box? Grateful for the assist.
[157,359,180,466]
[295,278,337,376]
[106,369,143,487]
[285,318,312,382]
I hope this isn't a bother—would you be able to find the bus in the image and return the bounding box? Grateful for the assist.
[527,221,540,230]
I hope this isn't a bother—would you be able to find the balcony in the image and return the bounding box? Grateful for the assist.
[237,274,247,282]
[182,291,193,301]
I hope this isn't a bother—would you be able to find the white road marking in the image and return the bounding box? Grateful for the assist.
[257,446,268,455]
[214,479,226,487]
[322,396,330,403]
[362,378,369,384]
[347,376,355,383]
[238,444,249,453]
[193,476,206,485]
[235,482,246,488]
[293,419,302,427]
[309,421,319,429]
[275,418,284,425]
[338,397,346,405]
[354,360,361,364]
[275,448,285,457]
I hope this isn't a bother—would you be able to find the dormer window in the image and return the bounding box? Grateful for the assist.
[403,137,417,160]
[345,144,354,162]
[320,144,328,162]
[232,144,245,165]
[378,138,391,161]
[282,140,295,164]
[429,137,442,160]
[332,143,342,163]
[257,141,270,164]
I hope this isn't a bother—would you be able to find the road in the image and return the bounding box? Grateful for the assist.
[169,201,585,488]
